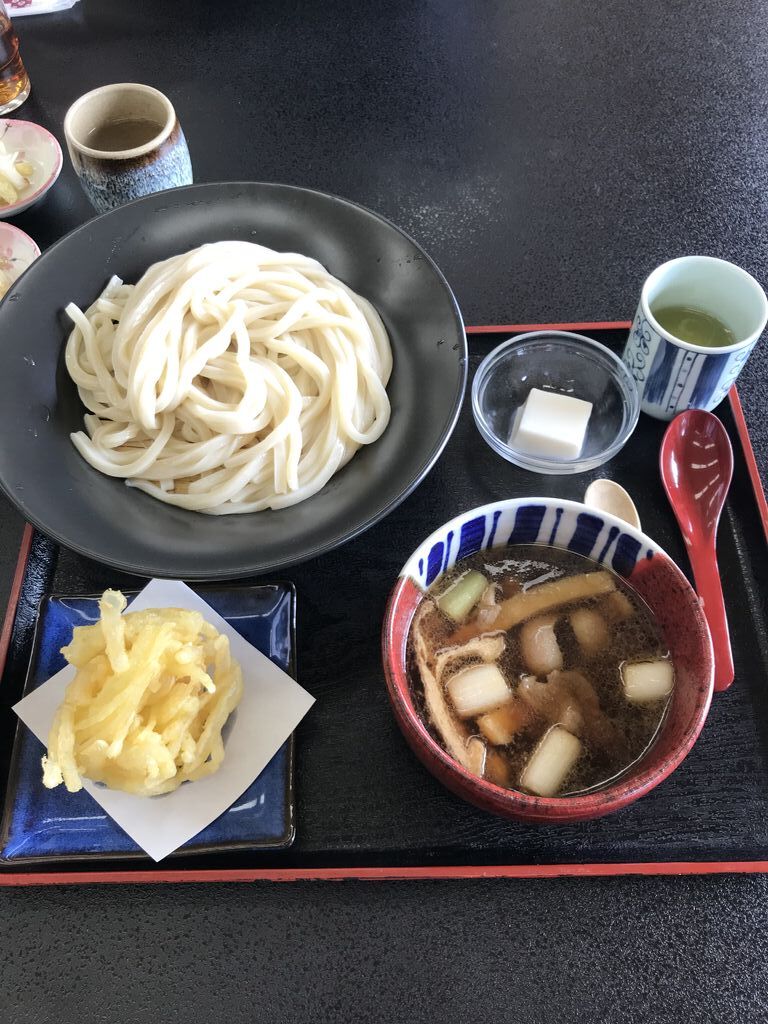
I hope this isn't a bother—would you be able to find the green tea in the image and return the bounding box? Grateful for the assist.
[652,304,736,348]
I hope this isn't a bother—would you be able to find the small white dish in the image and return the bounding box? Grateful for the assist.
[0,222,39,299]
[0,119,63,219]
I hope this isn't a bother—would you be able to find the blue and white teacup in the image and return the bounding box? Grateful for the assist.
[64,83,193,214]
[622,256,767,421]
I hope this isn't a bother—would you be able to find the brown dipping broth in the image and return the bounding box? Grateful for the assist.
[407,544,672,796]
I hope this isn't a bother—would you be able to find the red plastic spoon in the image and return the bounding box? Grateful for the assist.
[660,409,735,691]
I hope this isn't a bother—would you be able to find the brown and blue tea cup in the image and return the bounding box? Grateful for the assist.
[64,83,193,214]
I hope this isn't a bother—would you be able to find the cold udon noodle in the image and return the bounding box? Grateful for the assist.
[64,242,392,514]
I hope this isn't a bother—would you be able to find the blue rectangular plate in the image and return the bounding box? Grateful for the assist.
[0,584,296,864]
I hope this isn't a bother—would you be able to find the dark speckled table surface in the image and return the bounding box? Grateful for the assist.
[2,1,768,1020]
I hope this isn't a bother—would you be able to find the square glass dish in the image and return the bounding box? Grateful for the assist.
[0,584,296,864]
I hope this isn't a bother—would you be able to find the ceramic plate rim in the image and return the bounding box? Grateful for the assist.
[0,221,40,290]
[0,181,467,579]
[0,119,63,218]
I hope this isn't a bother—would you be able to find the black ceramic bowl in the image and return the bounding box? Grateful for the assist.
[0,183,466,579]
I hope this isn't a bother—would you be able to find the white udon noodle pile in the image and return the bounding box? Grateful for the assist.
[64,241,393,514]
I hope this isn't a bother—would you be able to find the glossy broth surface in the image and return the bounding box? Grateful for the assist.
[408,544,672,796]
[87,118,164,152]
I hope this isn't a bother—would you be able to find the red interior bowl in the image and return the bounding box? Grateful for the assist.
[381,498,715,823]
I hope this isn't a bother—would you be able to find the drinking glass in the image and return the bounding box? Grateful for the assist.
[0,0,29,116]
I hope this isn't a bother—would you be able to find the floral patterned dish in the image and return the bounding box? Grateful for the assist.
[0,119,62,219]
[0,221,39,300]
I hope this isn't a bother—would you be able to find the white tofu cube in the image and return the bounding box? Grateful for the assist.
[509,387,593,459]
[621,660,674,704]
[519,725,582,797]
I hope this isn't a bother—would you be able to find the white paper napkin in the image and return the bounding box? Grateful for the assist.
[13,579,315,861]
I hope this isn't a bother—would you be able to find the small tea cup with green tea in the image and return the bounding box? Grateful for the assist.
[622,256,767,420]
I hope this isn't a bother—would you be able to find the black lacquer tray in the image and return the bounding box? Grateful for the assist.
[1,323,767,886]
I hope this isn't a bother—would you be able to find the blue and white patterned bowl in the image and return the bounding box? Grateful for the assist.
[400,497,657,587]
[383,497,714,823]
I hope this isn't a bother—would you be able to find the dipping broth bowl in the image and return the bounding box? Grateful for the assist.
[382,497,714,823]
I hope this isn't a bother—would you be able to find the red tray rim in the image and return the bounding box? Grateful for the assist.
[1,319,766,886]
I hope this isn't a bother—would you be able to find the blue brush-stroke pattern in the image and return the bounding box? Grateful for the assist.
[456,516,486,562]
[487,509,502,548]
[568,512,603,558]
[442,530,454,573]
[688,350,731,407]
[644,338,678,406]
[426,542,444,586]
[506,505,546,545]
[548,508,563,546]
[418,503,649,614]
[612,535,644,577]
[638,319,754,416]
[597,525,620,564]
